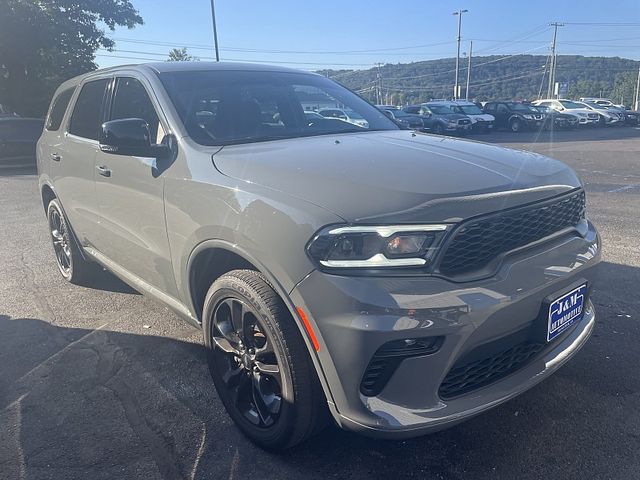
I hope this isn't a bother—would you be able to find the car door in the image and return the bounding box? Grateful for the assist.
[92,75,178,297]
[51,77,111,244]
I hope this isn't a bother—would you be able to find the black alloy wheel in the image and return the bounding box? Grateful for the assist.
[210,296,283,428]
[203,270,327,448]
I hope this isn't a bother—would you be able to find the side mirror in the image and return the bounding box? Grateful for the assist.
[100,118,168,157]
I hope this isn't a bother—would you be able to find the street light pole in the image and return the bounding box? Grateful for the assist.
[634,65,640,111]
[453,9,468,100]
[465,40,473,101]
[209,0,220,61]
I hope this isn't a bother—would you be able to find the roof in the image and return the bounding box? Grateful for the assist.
[57,61,319,91]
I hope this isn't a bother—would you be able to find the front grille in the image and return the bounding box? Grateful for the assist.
[439,190,585,276]
[439,341,544,399]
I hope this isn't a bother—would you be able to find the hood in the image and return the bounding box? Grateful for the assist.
[467,113,494,123]
[564,108,598,116]
[212,130,581,223]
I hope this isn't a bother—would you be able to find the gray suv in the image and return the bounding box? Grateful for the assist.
[37,62,600,449]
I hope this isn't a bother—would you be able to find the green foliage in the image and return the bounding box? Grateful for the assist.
[0,0,143,116]
[167,47,199,62]
[320,55,639,107]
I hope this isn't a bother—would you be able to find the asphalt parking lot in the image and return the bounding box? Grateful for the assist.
[1,126,639,480]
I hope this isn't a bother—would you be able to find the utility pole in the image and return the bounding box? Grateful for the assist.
[209,0,220,61]
[465,41,473,101]
[453,9,468,100]
[634,66,640,111]
[375,63,383,105]
[547,22,563,98]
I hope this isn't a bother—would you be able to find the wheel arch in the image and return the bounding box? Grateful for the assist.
[185,239,338,413]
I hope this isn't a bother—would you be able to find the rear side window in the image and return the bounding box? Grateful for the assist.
[68,79,109,140]
[110,77,163,143]
[45,88,74,131]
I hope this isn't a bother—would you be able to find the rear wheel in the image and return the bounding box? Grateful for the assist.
[47,198,98,284]
[203,270,327,449]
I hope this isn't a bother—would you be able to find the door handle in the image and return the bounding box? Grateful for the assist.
[51,153,61,162]
[96,165,111,177]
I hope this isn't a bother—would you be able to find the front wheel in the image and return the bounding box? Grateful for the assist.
[203,270,327,449]
[433,123,445,135]
[510,118,522,132]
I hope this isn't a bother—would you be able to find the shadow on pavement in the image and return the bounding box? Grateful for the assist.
[0,261,638,480]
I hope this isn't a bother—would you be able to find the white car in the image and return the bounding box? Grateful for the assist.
[579,98,626,109]
[532,99,600,126]
[425,100,495,132]
[577,101,625,126]
[318,108,369,128]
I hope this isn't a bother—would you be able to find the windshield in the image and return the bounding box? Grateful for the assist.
[505,102,538,112]
[429,105,454,114]
[457,104,483,115]
[559,100,586,110]
[159,70,397,145]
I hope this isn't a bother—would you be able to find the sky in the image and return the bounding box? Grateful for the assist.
[97,0,640,70]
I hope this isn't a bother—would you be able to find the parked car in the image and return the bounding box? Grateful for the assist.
[621,109,640,125]
[0,117,44,169]
[403,104,472,135]
[482,101,545,132]
[378,106,424,130]
[576,101,624,126]
[579,98,625,109]
[532,105,578,130]
[532,100,600,126]
[37,62,600,449]
[425,100,494,132]
[318,108,369,128]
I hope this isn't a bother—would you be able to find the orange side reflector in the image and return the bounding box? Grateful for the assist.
[296,307,320,352]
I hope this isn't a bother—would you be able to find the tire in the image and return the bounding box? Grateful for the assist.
[598,115,606,126]
[47,198,98,285]
[509,118,522,132]
[202,269,327,449]
[433,123,445,135]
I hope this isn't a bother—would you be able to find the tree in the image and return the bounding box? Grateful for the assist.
[167,47,199,62]
[0,0,143,117]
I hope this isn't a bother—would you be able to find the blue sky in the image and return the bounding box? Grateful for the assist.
[97,0,640,69]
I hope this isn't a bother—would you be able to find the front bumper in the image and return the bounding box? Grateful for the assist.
[290,221,600,437]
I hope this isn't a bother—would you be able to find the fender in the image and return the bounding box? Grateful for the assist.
[185,238,339,415]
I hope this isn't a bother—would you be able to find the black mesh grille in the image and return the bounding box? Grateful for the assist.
[439,341,544,399]
[439,190,585,276]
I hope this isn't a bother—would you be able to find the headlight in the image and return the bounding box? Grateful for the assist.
[307,224,449,269]
[523,114,534,120]
[577,112,587,117]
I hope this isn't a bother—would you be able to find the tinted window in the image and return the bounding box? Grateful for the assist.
[497,104,509,113]
[159,70,397,146]
[68,79,109,140]
[111,77,163,143]
[46,88,75,131]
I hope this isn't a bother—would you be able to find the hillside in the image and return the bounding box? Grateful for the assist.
[318,55,639,106]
